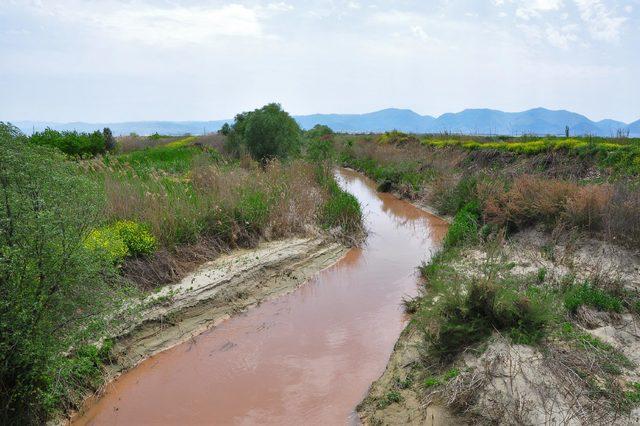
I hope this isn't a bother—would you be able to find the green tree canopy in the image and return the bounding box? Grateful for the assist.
[226,103,302,162]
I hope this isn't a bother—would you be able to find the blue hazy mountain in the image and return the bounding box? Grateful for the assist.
[295,108,436,133]
[11,107,639,137]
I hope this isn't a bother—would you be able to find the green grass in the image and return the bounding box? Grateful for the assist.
[321,178,363,235]
[625,382,640,405]
[111,135,216,177]
[564,282,623,313]
[423,377,441,388]
[443,201,480,248]
[376,390,403,408]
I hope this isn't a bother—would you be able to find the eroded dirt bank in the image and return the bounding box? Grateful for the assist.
[73,169,448,425]
[108,237,348,375]
[357,228,640,425]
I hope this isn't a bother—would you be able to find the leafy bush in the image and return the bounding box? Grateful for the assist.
[564,282,622,313]
[306,134,336,163]
[377,130,419,146]
[0,123,118,423]
[112,220,156,256]
[305,124,333,140]
[377,390,403,408]
[84,226,130,264]
[103,127,116,151]
[85,220,156,262]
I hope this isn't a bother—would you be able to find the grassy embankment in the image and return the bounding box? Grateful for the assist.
[1,117,362,424]
[340,131,640,421]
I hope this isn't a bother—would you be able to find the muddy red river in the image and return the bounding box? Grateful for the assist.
[75,168,448,425]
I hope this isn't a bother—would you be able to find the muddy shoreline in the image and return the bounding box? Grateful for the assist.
[70,237,347,423]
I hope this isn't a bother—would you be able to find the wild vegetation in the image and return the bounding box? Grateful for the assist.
[342,131,640,422]
[339,131,640,249]
[0,105,363,424]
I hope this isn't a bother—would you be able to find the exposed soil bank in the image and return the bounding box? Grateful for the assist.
[357,228,640,425]
[73,168,448,425]
[109,237,348,374]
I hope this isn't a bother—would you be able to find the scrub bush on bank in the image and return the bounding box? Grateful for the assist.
[0,123,123,424]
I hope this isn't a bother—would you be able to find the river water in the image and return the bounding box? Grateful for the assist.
[75,168,448,425]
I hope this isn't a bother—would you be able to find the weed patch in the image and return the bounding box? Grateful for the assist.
[564,282,623,313]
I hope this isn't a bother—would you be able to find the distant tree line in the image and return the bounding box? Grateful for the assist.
[29,127,116,157]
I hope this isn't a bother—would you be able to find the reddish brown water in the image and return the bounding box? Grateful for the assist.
[75,168,448,425]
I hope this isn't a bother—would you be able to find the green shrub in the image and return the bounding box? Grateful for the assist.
[112,220,156,256]
[85,220,157,262]
[564,282,622,313]
[443,201,480,248]
[417,258,557,361]
[377,390,403,408]
[625,383,640,405]
[306,135,335,163]
[424,377,441,388]
[0,123,118,423]
[443,368,460,380]
[84,227,129,264]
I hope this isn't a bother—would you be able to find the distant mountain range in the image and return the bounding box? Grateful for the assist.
[11,108,640,137]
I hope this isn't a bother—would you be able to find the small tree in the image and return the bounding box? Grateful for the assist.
[565,126,570,138]
[227,104,301,162]
[103,127,116,151]
[306,124,333,141]
[305,125,335,163]
[219,123,231,136]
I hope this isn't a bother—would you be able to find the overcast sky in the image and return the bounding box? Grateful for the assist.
[1,0,639,123]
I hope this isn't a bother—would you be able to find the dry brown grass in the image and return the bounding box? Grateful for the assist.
[483,176,578,228]
[481,176,630,243]
[565,184,613,232]
[604,183,640,247]
[116,135,183,153]
[100,159,334,288]
[190,133,226,151]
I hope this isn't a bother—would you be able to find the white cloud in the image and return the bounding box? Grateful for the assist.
[267,2,294,12]
[545,24,579,49]
[516,0,564,20]
[27,1,269,46]
[410,25,430,41]
[574,0,627,41]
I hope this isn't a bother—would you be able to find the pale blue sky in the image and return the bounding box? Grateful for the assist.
[1,0,639,122]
